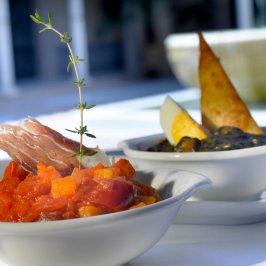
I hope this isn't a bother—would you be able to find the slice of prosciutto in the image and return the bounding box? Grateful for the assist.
[0,118,110,175]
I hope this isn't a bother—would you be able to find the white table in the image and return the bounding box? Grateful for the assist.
[131,222,266,266]
[1,89,266,266]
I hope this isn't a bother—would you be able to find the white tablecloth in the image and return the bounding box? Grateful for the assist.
[1,89,266,158]
[131,222,266,266]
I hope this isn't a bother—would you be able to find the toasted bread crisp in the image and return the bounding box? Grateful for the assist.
[198,32,263,135]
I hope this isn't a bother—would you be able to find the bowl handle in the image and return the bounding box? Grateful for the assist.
[159,170,211,200]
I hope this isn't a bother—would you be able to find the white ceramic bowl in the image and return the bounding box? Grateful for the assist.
[119,134,266,201]
[0,164,209,266]
[165,28,266,101]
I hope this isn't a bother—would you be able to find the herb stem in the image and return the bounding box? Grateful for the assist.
[66,42,84,167]
[30,11,96,167]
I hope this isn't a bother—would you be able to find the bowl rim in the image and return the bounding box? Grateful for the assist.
[119,133,266,161]
[0,169,208,233]
[164,28,266,49]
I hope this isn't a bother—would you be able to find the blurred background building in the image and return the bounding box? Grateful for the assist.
[0,0,265,123]
[1,0,265,94]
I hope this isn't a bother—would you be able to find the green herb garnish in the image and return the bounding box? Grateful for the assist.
[30,10,96,167]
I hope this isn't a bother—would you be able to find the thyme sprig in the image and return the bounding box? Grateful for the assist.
[30,10,96,166]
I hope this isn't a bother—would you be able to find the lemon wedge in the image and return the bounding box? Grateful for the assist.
[160,96,207,145]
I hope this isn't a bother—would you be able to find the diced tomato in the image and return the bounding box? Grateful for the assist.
[0,159,158,222]
[16,174,52,199]
[0,176,20,193]
[71,163,104,186]
[0,192,12,214]
[2,210,19,222]
[86,178,135,211]
[11,197,32,221]
[62,210,77,220]
[3,161,17,179]
[113,159,135,179]
[22,209,40,222]
[133,180,161,201]
[16,164,62,199]
[40,211,65,221]
[71,179,98,204]
[3,161,29,181]
[23,195,68,222]
[34,195,68,212]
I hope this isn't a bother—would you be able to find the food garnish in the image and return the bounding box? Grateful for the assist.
[0,159,160,222]
[147,33,266,153]
[198,33,263,135]
[160,96,207,145]
[30,10,96,165]
[0,118,109,175]
[0,11,162,223]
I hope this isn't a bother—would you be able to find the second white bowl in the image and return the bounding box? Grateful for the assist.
[119,134,266,201]
[165,28,266,101]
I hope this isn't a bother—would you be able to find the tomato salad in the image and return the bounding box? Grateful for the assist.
[0,159,160,222]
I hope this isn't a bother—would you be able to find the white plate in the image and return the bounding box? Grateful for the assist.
[175,197,266,225]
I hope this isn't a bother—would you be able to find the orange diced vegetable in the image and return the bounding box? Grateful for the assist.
[72,163,105,185]
[94,167,121,179]
[37,163,62,179]
[78,205,102,217]
[129,202,146,209]
[51,176,77,198]
[140,196,156,205]
[113,159,135,179]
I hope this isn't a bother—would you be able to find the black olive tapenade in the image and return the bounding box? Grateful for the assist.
[145,126,266,152]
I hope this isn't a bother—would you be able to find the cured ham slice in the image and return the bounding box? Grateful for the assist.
[74,177,136,212]
[0,118,109,175]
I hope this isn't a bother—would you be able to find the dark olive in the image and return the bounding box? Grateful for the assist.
[146,138,175,152]
[216,126,244,136]
[214,126,231,135]
[175,137,201,152]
